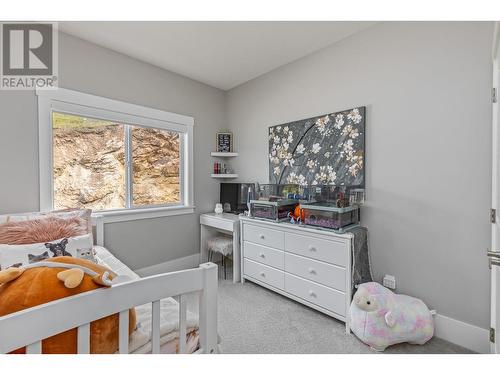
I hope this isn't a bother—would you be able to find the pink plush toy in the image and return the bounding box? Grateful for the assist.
[350,282,435,351]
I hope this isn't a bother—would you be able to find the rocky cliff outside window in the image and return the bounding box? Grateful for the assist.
[52,112,181,211]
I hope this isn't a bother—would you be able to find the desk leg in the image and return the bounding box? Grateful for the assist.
[200,224,208,264]
[239,221,245,284]
[232,222,240,283]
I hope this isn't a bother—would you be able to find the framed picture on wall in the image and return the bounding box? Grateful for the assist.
[268,106,366,187]
[216,132,233,152]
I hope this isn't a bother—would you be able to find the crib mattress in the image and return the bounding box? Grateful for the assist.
[94,246,200,354]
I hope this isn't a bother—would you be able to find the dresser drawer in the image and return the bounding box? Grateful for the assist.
[285,232,347,266]
[244,259,284,290]
[243,224,284,250]
[285,273,345,316]
[244,241,284,269]
[285,252,345,290]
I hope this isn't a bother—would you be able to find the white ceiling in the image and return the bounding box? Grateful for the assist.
[59,22,376,91]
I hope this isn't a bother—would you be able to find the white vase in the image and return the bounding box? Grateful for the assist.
[215,203,223,214]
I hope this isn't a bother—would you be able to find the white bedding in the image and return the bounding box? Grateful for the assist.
[93,246,199,354]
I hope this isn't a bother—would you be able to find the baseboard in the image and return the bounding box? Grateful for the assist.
[134,253,200,277]
[434,313,490,353]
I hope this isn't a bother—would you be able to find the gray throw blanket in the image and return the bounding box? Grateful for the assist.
[348,226,373,296]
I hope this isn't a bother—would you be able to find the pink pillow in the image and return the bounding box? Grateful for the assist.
[0,208,92,234]
[49,208,92,234]
[0,215,89,245]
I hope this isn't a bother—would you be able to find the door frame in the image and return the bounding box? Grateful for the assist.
[491,21,500,354]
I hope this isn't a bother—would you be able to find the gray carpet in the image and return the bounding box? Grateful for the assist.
[211,268,472,354]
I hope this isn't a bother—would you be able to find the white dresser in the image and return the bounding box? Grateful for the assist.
[240,216,353,332]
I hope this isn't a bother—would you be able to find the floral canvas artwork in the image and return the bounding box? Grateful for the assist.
[268,106,365,187]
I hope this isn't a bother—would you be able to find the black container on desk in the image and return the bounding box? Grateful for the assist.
[219,182,257,214]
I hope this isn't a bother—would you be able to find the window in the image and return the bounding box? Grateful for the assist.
[38,88,194,220]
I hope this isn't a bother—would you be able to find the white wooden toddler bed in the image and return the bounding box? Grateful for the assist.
[0,215,218,355]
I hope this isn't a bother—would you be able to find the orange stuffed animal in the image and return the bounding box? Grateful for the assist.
[0,257,136,354]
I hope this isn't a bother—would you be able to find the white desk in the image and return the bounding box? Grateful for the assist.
[200,212,241,282]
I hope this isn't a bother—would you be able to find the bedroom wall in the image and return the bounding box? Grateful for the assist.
[0,32,225,270]
[225,22,493,329]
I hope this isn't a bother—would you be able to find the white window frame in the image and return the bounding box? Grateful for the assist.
[37,88,194,223]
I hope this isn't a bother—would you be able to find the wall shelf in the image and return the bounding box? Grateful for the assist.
[211,174,238,179]
[211,150,238,178]
[211,152,238,157]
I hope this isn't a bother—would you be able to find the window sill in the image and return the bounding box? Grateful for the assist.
[92,205,196,224]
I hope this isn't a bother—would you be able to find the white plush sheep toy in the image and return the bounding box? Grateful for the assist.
[350,282,435,351]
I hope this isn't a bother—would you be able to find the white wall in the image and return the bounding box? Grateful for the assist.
[0,32,225,270]
[226,22,493,329]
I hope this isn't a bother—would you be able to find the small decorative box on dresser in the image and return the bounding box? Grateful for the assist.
[240,216,353,332]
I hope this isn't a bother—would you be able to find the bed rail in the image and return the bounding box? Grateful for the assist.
[0,262,218,354]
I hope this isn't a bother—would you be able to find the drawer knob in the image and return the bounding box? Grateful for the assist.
[259,253,265,258]
[259,234,265,239]
[308,245,316,251]
[309,290,316,298]
[308,268,316,275]
[260,272,265,277]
